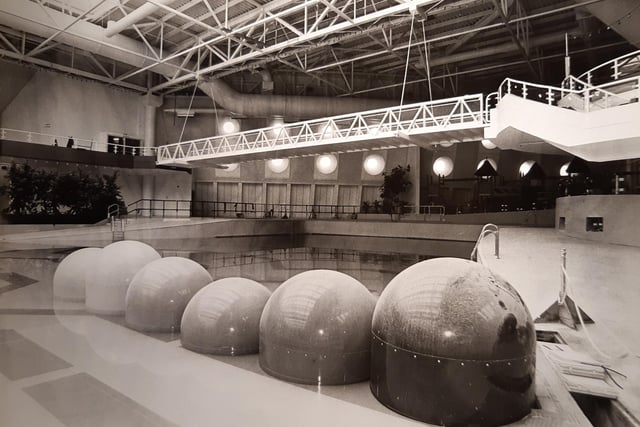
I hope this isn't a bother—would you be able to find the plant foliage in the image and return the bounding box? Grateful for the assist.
[0,163,125,222]
[379,164,412,214]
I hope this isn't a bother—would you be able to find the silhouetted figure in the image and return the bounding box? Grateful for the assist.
[54,139,58,147]
[66,136,74,148]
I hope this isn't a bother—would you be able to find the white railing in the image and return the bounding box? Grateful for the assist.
[490,76,639,113]
[470,223,499,262]
[575,50,640,85]
[157,94,485,164]
[0,128,156,156]
[560,75,638,111]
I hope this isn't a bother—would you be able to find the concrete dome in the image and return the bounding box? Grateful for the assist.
[53,247,101,301]
[85,241,160,315]
[259,269,375,385]
[181,277,271,355]
[125,257,212,333]
[370,257,536,426]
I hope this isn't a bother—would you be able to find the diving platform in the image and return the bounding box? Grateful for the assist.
[156,94,486,166]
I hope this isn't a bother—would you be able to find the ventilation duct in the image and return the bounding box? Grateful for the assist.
[198,79,397,121]
[105,0,178,38]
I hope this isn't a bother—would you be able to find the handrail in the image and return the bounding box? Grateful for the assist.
[0,127,156,156]
[576,49,640,84]
[489,76,639,114]
[470,223,499,262]
[107,203,120,220]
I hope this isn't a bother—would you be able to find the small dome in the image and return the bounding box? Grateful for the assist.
[370,258,536,426]
[259,269,375,385]
[85,241,160,315]
[181,278,271,355]
[125,257,212,333]
[53,247,101,301]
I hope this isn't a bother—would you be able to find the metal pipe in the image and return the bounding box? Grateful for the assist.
[105,0,178,37]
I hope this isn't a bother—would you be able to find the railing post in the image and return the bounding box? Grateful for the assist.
[559,248,567,304]
[494,228,500,259]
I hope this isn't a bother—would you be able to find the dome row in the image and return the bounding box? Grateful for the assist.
[53,241,536,426]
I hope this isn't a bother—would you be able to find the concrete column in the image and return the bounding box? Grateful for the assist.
[409,146,421,211]
[142,93,162,216]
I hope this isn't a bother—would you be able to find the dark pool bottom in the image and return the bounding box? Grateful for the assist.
[370,334,536,427]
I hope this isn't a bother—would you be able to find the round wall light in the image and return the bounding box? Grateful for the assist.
[316,154,338,174]
[319,123,335,138]
[438,141,454,148]
[363,154,385,175]
[519,160,536,176]
[271,117,285,137]
[268,158,289,173]
[433,156,454,177]
[559,162,570,177]
[221,117,240,134]
[481,139,497,149]
[476,158,497,171]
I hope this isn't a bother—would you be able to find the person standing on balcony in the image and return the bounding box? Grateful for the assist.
[66,136,74,148]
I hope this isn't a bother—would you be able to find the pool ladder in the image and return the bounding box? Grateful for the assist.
[470,224,499,262]
[111,218,126,241]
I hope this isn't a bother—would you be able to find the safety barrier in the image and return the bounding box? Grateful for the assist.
[0,128,155,156]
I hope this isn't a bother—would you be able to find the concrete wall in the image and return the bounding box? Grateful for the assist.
[193,146,421,212]
[556,195,640,246]
[1,69,146,147]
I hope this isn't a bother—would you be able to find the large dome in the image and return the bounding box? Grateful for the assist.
[53,247,101,301]
[181,277,271,355]
[370,257,536,426]
[125,257,212,333]
[85,241,160,315]
[259,269,376,385]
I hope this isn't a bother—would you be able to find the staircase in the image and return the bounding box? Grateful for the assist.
[484,51,640,161]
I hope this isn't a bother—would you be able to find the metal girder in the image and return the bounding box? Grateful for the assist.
[491,0,539,80]
[143,0,443,91]
[307,0,602,75]
[338,41,630,97]
[156,93,485,164]
[0,47,147,92]
[445,7,500,55]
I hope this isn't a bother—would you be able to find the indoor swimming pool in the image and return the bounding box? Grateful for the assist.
[0,235,479,427]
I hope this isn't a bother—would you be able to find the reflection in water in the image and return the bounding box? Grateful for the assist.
[1,235,473,298]
[164,247,432,296]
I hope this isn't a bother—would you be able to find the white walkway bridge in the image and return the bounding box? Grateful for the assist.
[157,50,640,166]
[156,94,486,166]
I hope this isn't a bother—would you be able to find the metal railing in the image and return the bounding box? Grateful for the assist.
[107,203,120,220]
[470,223,499,262]
[0,128,156,156]
[488,76,639,114]
[559,75,639,111]
[191,201,361,219]
[575,49,640,86]
[157,94,485,164]
[127,199,192,217]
